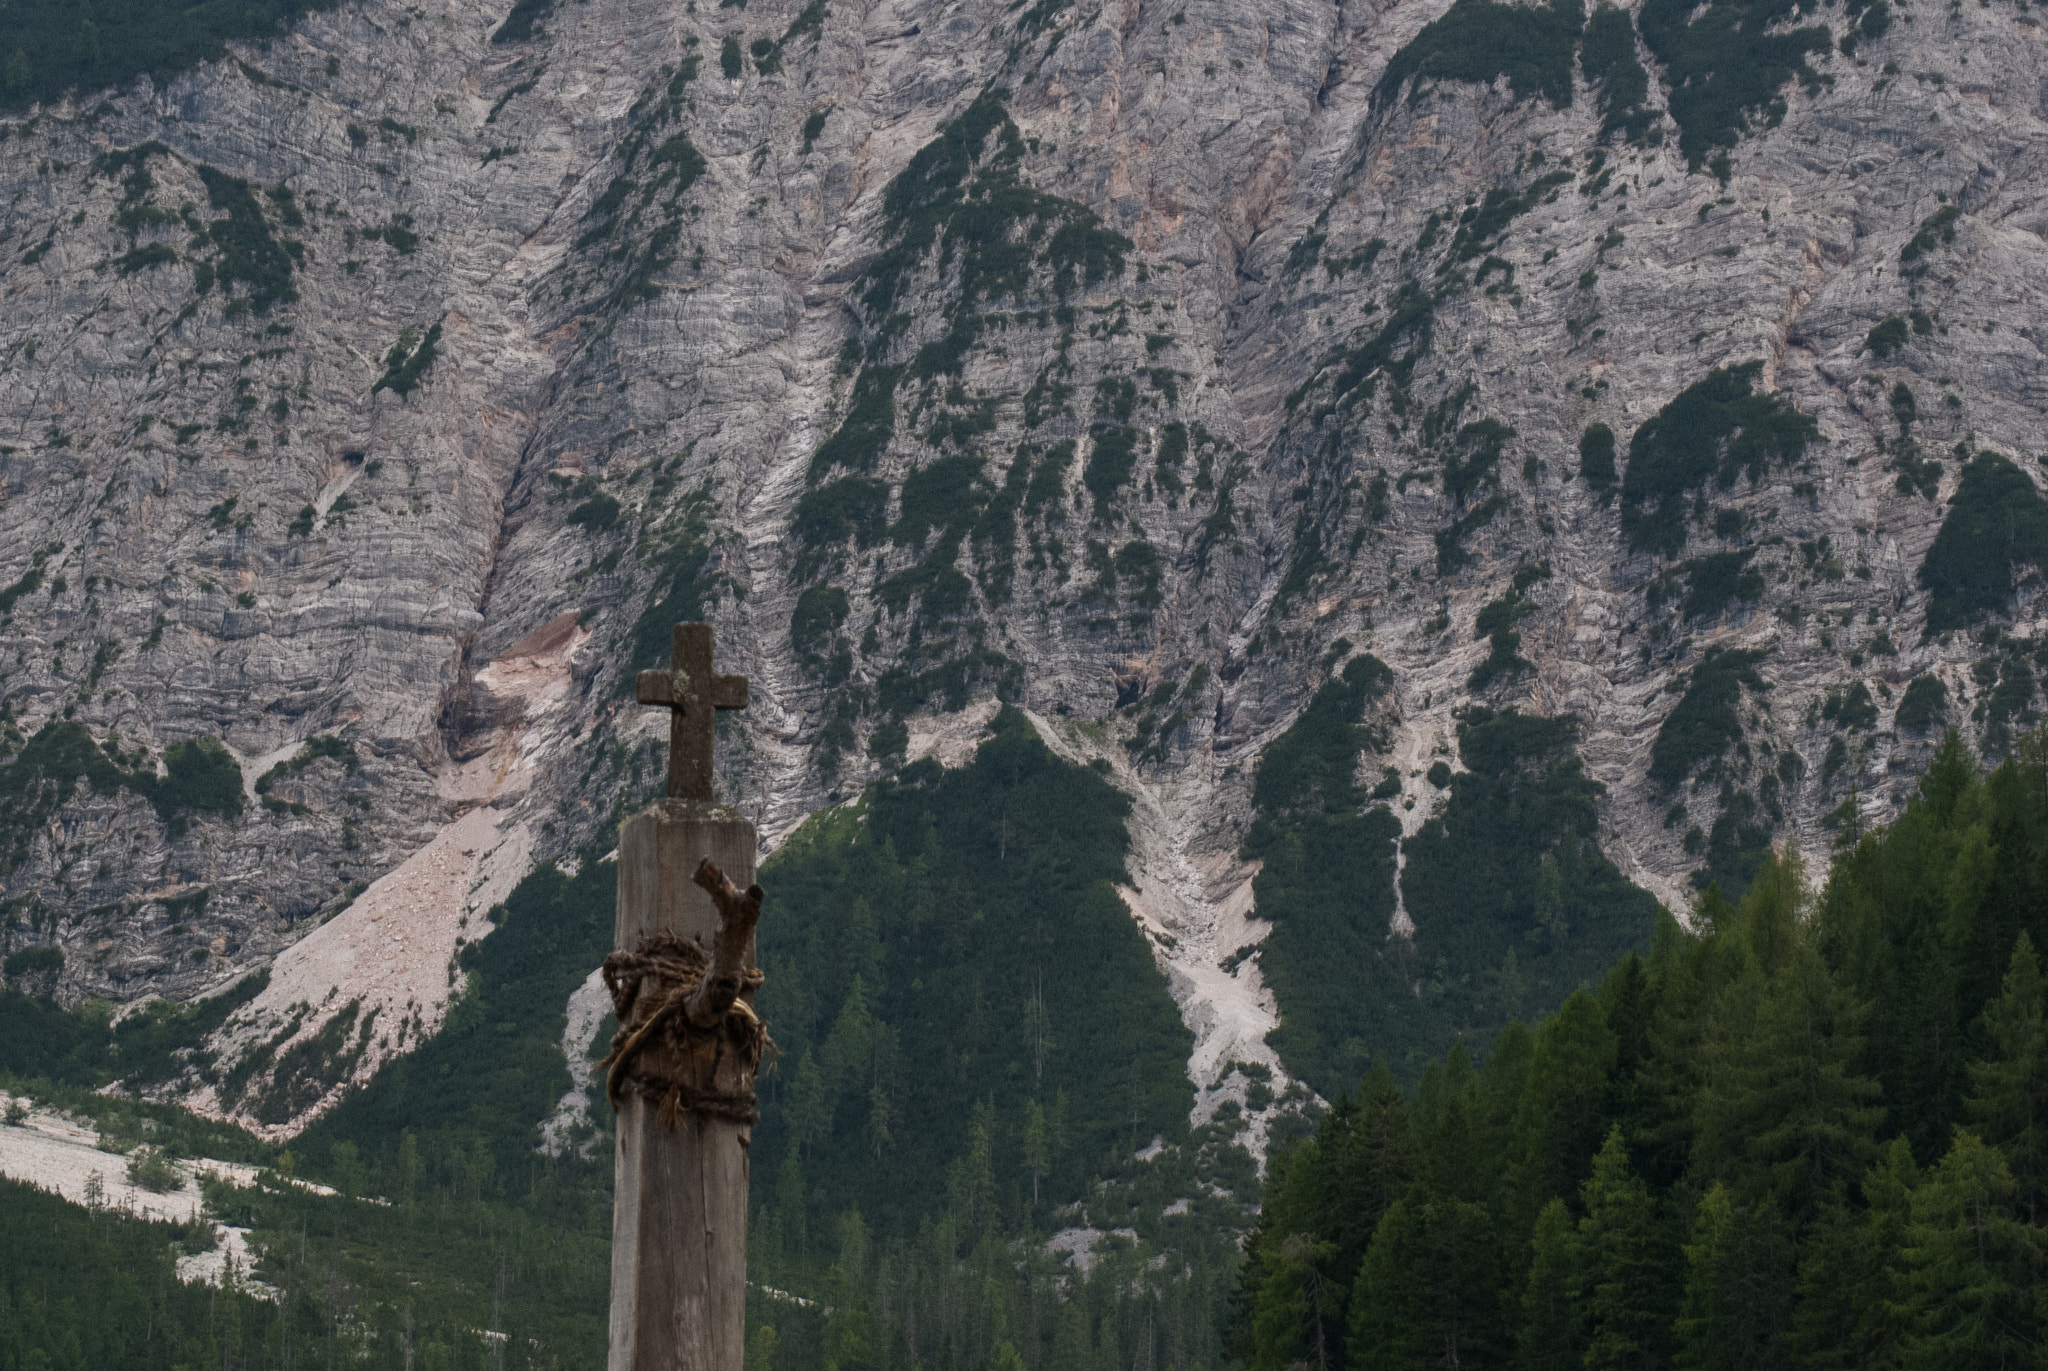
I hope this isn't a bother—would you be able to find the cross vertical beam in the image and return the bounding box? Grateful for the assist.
[636,622,748,803]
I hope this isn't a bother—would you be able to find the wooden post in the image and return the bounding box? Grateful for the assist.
[609,622,759,1371]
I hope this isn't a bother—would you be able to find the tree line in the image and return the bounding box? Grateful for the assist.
[1232,732,2048,1370]
[0,0,328,111]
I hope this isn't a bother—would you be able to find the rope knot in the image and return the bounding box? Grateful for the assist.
[598,930,773,1128]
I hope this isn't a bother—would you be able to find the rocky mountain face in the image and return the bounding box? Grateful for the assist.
[2,0,2046,1129]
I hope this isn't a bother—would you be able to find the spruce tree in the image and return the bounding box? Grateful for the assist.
[1692,939,1881,1221]
[1897,1129,2043,1370]
[1349,1193,1505,1370]
[1633,908,1721,1190]
[1250,1232,1342,1371]
[1578,1125,1674,1371]
[1792,1142,1918,1370]
[1672,1183,1793,1371]
[1510,990,1617,1228]
[1415,1044,1484,1202]
[1964,932,2048,1223]
[1515,1198,1583,1371]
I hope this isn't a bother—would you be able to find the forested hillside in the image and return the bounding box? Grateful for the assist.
[1234,731,2048,1369]
[743,707,1253,1371]
[0,709,1255,1370]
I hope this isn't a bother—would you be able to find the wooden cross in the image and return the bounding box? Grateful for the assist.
[636,623,748,802]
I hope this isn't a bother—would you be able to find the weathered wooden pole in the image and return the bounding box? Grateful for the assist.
[603,622,763,1371]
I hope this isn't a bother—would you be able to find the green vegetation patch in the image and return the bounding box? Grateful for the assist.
[566,53,707,307]
[1469,593,1536,691]
[1579,421,1618,492]
[1251,654,1395,822]
[860,90,1129,320]
[0,1176,286,1365]
[1637,0,1830,165]
[872,646,1023,717]
[1648,646,1768,788]
[193,165,300,313]
[807,362,903,481]
[0,542,60,616]
[1648,548,1763,620]
[627,484,728,680]
[372,321,441,396]
[1313,285,1439,415]
[1240,655,1429,1096]
[1581,4,1657,142]
[1866,313,1909,359]
[0,722,244,870]
[1896,673,1948,734]
[1,968,268,1089]
[1448,174,1570,262]
[0,0,332,112]
[491,0,553,42]
[1619,362,1818,555]
[1234,735,2048,1371]
[1435,494,1508,575]
[1823,680,1878,732]
[1399,709,1659,1062]
[253,734,357,796]
[790,585,851,680]
[567,491,623,531]
[1919,453,2048,632]
[255,854,619,1363]
[1375,0,1586,110]
[1248,680,1657,1097]
[891,453,986,548]
[808,92,1126,481]
[306,856,614,1191]
[1900,205,1961,266]
[792,475,888,577]
[754,706,1194,1237]
[113,241,176,275]
[1084,424,1142,513]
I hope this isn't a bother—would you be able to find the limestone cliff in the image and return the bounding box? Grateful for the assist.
[1,0,2043,1130]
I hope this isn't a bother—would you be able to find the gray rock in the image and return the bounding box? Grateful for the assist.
[0,0,2035,1035]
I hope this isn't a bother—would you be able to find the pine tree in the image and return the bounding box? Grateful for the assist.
[1790,1142,1916,1371]
[1964,932,2048,1222]
[1349,1193,1504,1370]
[1510,989,1617,1228]
[1515,1198,1583,1371]
[1692,938,1881,1222]
[1021,1098,1048,1207]
[1896,1129,2043,1370]
[1578,1125,1674,1371]
[1239,1055,1412,1365]
[1632,909,1720,1191]
[1672,1183,1793,1371]
[1816,793,1972,1164]
[1327,1060,1417,1253]
[1052,1301,1092,1371]
[1253,1232,1342,1371]
[1414,1044,1484,1202]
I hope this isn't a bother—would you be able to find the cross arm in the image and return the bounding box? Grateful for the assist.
[635,670,681,707]
[634,671,748,709]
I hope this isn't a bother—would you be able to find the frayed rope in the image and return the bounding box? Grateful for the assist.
[599,931,774,1127]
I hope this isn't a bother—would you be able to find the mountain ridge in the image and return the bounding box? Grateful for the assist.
[0,0,2042,1136]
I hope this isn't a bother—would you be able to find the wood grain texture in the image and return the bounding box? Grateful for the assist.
[609,802,758,1371]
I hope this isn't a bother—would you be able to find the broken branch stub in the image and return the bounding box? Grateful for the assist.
[687,856,762,1030]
